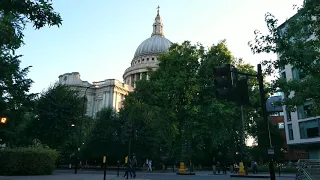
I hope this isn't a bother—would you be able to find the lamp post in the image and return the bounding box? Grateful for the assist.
[74,84,98,174]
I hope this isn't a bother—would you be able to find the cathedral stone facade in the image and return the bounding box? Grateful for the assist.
[58,72,133,116]
[58,7,171,116]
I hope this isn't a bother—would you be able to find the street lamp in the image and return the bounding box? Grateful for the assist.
[74,84,99,174]
[0,117,7,124]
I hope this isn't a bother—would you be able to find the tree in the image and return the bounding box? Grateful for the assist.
[82,108,124,164]
[150,41,202,161]
[248,0,320,114]
[119,79,170,165]
[196,40,241,162]
[33,84,83,149]
[120,40,264,166]
[0,0,62,146]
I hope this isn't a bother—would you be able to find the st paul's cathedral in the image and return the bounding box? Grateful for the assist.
[58,7,172,116]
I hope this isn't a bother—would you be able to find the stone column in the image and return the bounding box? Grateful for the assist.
[140,73,143,80]
[134,74,137,88]
[130,74,134,87]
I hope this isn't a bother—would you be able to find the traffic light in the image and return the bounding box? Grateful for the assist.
[213,64,236,100]
[0,117,7,124]
[237,78,250,105]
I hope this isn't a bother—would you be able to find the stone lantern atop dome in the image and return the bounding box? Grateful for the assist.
[151,6,164,37]
[123,6,172,88]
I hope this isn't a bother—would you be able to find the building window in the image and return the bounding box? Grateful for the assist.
[278,122,285,129]
[281,72,286,79]
[287,111,292,122]
[292,68,305,80]
[152,58,154,60]
[288,124,294,140]
[63,76,67,81]
[147,58,149,60]
[270,112,284,116]
[299,119,320,139]
[138,60,140,63]
[297,101,313,119]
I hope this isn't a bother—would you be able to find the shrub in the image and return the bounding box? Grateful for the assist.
[0,147,59,175]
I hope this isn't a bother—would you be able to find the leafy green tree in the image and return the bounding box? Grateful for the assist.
[0,0,62,146]
[122,90,167,163]
[58,116,94,165]
[150,41,202,161]
[248,0,320,114]
[120,40,265,166]
[33,84,83,149]
[82,108,124,164]
[196,40,240,161]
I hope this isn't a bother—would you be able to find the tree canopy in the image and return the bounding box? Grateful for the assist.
[249,0,320,114]
[119,40,266,165]
[0,0,62,147]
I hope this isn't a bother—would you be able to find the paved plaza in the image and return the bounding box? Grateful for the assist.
[0,170,296,180]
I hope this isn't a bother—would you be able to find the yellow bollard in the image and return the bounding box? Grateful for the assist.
[238,162,246,175]
[179,162,186,173]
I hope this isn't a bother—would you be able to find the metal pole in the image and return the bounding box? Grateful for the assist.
[103,160,107,180]
[75,86,90,174]
[127,137,132,179]
[257,64,276,180]
[128,136,132,159]
[267,116,273,147]
[240,105,245,163]
[117,161,120,177]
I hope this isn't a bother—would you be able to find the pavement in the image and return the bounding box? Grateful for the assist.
[0,170,296,180]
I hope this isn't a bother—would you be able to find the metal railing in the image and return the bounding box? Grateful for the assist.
[296,159,320,180]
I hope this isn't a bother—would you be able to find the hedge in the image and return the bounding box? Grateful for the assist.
[0,147,59,175]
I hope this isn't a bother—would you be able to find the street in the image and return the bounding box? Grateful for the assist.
[0,170,296,180]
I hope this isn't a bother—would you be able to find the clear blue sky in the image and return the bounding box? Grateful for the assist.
[17,0,303,93]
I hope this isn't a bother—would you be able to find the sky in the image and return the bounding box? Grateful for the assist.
[17,0,304,93]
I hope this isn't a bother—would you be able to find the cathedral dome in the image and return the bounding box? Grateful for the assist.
[123,6,171,87]
[134,35,171,58]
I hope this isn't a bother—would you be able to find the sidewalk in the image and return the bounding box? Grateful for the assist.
[55,169,296,177]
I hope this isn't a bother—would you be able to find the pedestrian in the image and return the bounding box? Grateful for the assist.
[145,159,149,171]
[123,158,132,178]
[234,163,239,173]
[148,160,153,171]
[252,161,258,174]
[222,163,227,174]
[131,154,137,178]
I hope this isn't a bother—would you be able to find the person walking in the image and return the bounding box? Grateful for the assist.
[131,154,137,178]
[123,158,132,178]
[148,160,152,172]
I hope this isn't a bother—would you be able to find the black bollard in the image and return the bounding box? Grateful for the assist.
[102,156,107,180]
[117,161,120,177]
[103,161,107,180]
